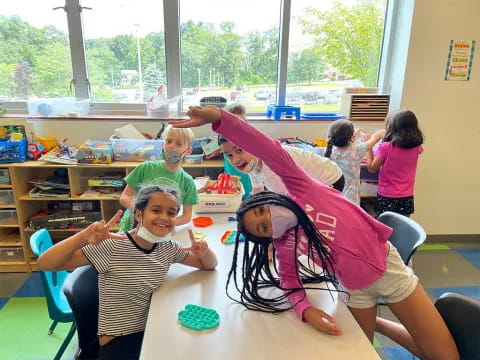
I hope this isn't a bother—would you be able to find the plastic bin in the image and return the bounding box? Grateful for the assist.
[194,181,244,213]
[0,169,10,184]
[27,98,90,116]
[0,209,17,225]
[0,138,28,163]
[301,113,344,120]
[0,190,14,205]
[184,154,204,164]
[111,138,163,162]
[0,247,23,261]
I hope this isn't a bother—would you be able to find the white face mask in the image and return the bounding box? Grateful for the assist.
[239,158,258,174]
[269,205,298,238]
[137,223,172,244]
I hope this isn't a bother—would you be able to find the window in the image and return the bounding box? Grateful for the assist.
[82,0,166,104]
[0,1,72,101]
[180,0,280,112]
[287,0,387,112]
[0,0,389,117]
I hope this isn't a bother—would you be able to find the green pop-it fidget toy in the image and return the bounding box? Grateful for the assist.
[178,304,220,331]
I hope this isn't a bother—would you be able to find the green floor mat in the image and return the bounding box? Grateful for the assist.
[419,244,450,250]
[0,297,75,360]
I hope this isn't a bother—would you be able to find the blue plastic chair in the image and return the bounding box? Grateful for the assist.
[376,212,426,308]
[30,229,76,360]
[377,211,426,265]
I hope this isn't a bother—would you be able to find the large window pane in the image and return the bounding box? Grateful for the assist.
[287,0,387,112]
[82,0,166,103]
[180,0,280,112]
[0,2,72,101]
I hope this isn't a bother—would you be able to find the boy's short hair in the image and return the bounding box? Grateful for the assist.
[162,124,194,147]
[225,102,247,119]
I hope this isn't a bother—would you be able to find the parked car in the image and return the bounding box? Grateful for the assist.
[254,87,271,100]
[230,90,241,101]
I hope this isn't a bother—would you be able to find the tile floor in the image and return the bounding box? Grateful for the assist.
[0,242,479,360]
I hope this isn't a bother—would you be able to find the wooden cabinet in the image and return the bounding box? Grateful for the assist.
[0,159,224,272]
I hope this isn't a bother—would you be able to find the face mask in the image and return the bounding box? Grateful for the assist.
[163,149,186,164]
[137,223,172,244]
[269,205,298,238]
[239,158,258,174]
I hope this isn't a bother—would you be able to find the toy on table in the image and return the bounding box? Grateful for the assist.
[178,304,220,331]
[193,231,207,240]
[198,173,240,195]
[192,216,213,228]
[220,230,245,245]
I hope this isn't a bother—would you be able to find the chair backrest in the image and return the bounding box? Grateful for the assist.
[29,229,73,323]
[377,211,426,265]
[435,292,480,360]
[63,265,99,359]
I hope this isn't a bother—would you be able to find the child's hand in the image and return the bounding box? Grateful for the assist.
[188,229,209,258]
[82,210,127,245]
[169,106,221,129]
[303,306,342,335]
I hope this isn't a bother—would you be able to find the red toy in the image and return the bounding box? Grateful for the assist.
[193,216,213,228]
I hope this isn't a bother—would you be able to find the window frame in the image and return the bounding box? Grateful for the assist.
[1,0,395,117]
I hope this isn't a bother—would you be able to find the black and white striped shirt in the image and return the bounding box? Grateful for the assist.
[82,235,188,336]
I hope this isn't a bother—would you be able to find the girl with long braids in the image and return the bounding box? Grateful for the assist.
[170,106,458,360]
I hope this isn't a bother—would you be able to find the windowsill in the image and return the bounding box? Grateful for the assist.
[1,113,384,122]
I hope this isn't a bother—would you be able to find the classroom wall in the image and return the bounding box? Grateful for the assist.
[399,0,479,235]
[5,0,479,236]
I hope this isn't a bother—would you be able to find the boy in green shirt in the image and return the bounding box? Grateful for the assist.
[118,126,198,232]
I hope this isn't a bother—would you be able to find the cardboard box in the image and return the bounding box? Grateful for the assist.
[76,140,113,164]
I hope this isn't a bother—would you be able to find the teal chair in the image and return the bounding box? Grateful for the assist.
[30,229,76,360]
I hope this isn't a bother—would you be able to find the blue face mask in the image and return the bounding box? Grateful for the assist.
[137,222,172,244]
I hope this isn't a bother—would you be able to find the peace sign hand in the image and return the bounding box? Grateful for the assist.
[168,105,221,129]
[187,229,208,258]
[82,210,127,245]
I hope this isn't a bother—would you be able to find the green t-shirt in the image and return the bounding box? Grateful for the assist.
[119,161,199,232]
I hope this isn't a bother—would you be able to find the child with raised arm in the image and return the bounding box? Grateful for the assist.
[169,106,458,360]
[366,109,424,217]
[218,107,344,195]
[324,119,385,204]
[38,185,217,360]
[118,125,198,232]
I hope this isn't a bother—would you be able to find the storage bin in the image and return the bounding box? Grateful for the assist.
[0,190,14,205]
[27,98,90,117]
[0,169,10,184]
[0,138,28,163]
[111,138,163,161]
[301,113,344,120]
[184,154,204,164]
[194,181,244,213]
[0,210,18,225]
[0,247,23,261]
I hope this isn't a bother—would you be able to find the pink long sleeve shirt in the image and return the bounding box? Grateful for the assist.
[214,110,392,320]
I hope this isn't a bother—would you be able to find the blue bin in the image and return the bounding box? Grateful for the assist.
[0,138,28,163]
[301,113,344,120]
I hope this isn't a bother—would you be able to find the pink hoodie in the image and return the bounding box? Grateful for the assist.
[214,110,392,320]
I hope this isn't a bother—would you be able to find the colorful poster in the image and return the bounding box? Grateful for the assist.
[445,40,476,81]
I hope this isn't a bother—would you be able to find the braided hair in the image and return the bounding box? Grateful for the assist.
[226,191,339,314]
[324,120,354,158]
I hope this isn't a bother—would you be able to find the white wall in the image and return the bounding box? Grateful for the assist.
[7,0,479,236]
[399,0,480,235]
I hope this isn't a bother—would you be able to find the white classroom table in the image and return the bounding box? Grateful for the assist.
[140,214,380,360]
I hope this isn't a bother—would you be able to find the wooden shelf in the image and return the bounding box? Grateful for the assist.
[0,184,12,188]
[0,224,19,228]
[0,241,22,247]
[0,261,29,272]
[24,226,119,233]
[19,194,120,201]
[0,204,16,208]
